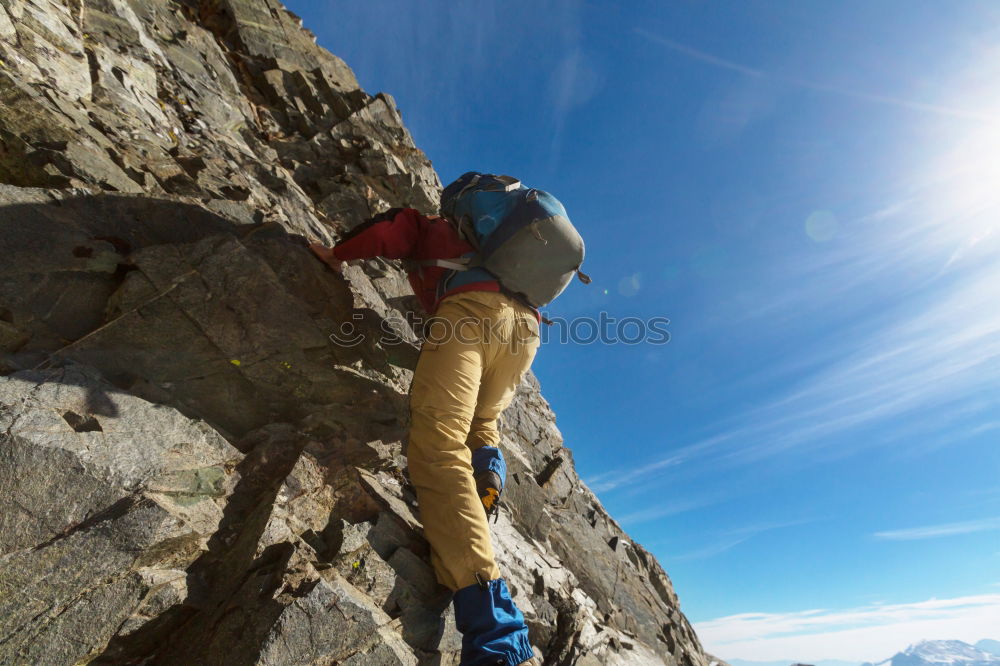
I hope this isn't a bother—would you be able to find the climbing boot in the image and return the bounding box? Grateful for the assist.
[453,576,533,666]
[472,446,506,520]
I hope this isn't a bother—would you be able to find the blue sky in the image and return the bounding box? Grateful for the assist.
[286,1,1000,660]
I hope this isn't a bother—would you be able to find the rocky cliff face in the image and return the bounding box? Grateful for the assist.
[0,1,707,664]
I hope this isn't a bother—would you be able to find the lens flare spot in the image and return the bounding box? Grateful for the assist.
[806,210,839,242]
[618,273,642,297]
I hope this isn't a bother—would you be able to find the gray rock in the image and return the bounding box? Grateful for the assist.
[0,5,17,42]
[339,519,374,553]
[0,366,241,664]
[257,572,416,666]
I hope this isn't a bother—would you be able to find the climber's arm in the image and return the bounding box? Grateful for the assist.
[332,208,422,261]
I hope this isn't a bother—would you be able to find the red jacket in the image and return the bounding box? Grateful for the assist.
[333,208,502,314]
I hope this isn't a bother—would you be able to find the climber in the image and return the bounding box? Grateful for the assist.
[309,173,585,666]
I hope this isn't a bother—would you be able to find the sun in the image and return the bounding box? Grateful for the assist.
[930,118,1000,227]
[906,54,1000,261]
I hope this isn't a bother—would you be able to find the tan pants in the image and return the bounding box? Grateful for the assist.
[407,291,540,591]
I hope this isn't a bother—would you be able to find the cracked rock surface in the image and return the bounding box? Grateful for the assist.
[0,0,709,663]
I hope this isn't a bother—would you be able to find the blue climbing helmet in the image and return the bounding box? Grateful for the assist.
[438,172,590,308]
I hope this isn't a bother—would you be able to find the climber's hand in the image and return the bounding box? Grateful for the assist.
[309,242,344,273]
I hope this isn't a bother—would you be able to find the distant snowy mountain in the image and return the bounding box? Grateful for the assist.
[864,640,1000,666]
[727,660,856,666]
[978,642,1000,658]
[723,639,1000,666]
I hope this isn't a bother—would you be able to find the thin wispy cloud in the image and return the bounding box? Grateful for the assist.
[616,494,722,526]
[547,45,604,173]
[859,199,914,222]
[633,29,764,78]
[726,519,816,537]
[874,517,1000,541]
[585,136,999,492]
[696,594,1000,661]
[967,421,1000,436]
[634,28,995,122]
[587,453,683,492]
[666,519,813,561]
[585,432,736,494]
[591,221,1000,495]
[669,536,753,562]
[725,264,1000,463]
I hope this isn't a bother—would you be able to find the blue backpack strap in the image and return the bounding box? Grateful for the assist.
[435,265,497,302]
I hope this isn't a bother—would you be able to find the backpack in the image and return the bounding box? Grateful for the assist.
[434,172,590,309]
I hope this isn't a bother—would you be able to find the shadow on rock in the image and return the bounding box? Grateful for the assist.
[0,191,411,438]
[94,424,311,665]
